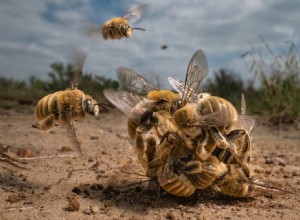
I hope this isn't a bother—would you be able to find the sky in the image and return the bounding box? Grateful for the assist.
[0,0,299,88]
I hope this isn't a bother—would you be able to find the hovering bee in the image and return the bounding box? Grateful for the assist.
[33,83,100,131]
[32,50,108,154]
[99,3,150,40]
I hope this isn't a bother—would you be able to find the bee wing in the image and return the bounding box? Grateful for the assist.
[123,3,150,23]
[117,66,158,96]
[107,164,151,188]
[103,89,146,116]
[168,49,209,106]
[249,178,287,197]
[157,156,175,186]
[70,48,88,86]
[189,110,228,128]
[236,93,256,133]
[236,115,256,133]
[168,77,198,102]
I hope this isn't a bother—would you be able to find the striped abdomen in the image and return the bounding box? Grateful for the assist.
[197,94,238,132]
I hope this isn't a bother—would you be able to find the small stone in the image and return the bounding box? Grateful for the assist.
[82,209,92,215]
[16,148,36,158]
[72,187,81,195]
[60,146,74,152]
[165,211,177,220]
[265,158,273,164]
[104,200,113,208]
[90,205,99,215]
[67,197,80,211]
[273,157,286,167]
[7,195,19,204]
[83,189,90,197]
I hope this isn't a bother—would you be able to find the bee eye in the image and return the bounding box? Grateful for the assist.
[120,24,127,34]
[84,99,93,114]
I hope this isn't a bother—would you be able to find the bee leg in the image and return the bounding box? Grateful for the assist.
[210,127,229,147]
[227,129,251,165]
[174,158,203,174]
[135,123,153,167]
[226,129,246,141]
[68,119,82,154]
[214,164,249,198]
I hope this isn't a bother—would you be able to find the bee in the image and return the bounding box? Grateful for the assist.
[105,66,181,140]
[33,83,100,131]
[104,50,222,197]
[32,50,109,154]
[147,130,197,197]
[165,50,257,197]
[101,3,150,40]
[168,50,255,162]
[104,68,191,196]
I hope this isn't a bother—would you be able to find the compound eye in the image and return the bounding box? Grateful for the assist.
[120,24,126,34]
[85,99,93,114]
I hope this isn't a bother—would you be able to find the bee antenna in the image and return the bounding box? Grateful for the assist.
[131,27,146,31]
[94,103,113,112]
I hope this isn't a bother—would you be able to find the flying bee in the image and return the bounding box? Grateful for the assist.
[32,50,109,154]
[86,3,150,40]
[33,83,100,131]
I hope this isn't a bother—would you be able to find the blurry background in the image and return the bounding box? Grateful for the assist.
[0,0,299,125]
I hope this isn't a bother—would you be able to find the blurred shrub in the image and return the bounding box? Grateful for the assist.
[243,39,300,124]
[203,69,245,107]
[0,61,119,110]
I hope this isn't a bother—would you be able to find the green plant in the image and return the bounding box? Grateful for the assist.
[243,38,300,124]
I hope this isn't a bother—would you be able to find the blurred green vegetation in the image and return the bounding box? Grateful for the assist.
[242,39,300,125]
[0,62,119,110]
[1,40,299,126]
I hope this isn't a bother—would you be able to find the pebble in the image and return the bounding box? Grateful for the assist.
[265,157,286,167]
[72,187,82,195]
[7,195,19,204]
[16,148,36,158]
[67,197,80,211]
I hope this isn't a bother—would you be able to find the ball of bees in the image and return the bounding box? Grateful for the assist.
[101,4,150,40]
[33,83,99,131]
[104,49,256,198]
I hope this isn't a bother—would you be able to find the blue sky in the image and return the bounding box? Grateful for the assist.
[0,0,299,88]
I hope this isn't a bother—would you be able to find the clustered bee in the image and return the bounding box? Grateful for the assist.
[102,3,150,40]
[104,49,257,198]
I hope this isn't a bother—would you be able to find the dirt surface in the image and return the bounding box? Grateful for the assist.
[0,109,300,220]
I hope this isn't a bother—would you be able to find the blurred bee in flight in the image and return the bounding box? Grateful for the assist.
[33,50,108,154]
[86,3,150,40]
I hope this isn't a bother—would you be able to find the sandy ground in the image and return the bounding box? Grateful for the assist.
[0,108,300,220]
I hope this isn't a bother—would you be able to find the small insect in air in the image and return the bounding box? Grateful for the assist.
[101,3,150,40]
[160,44,168,50]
